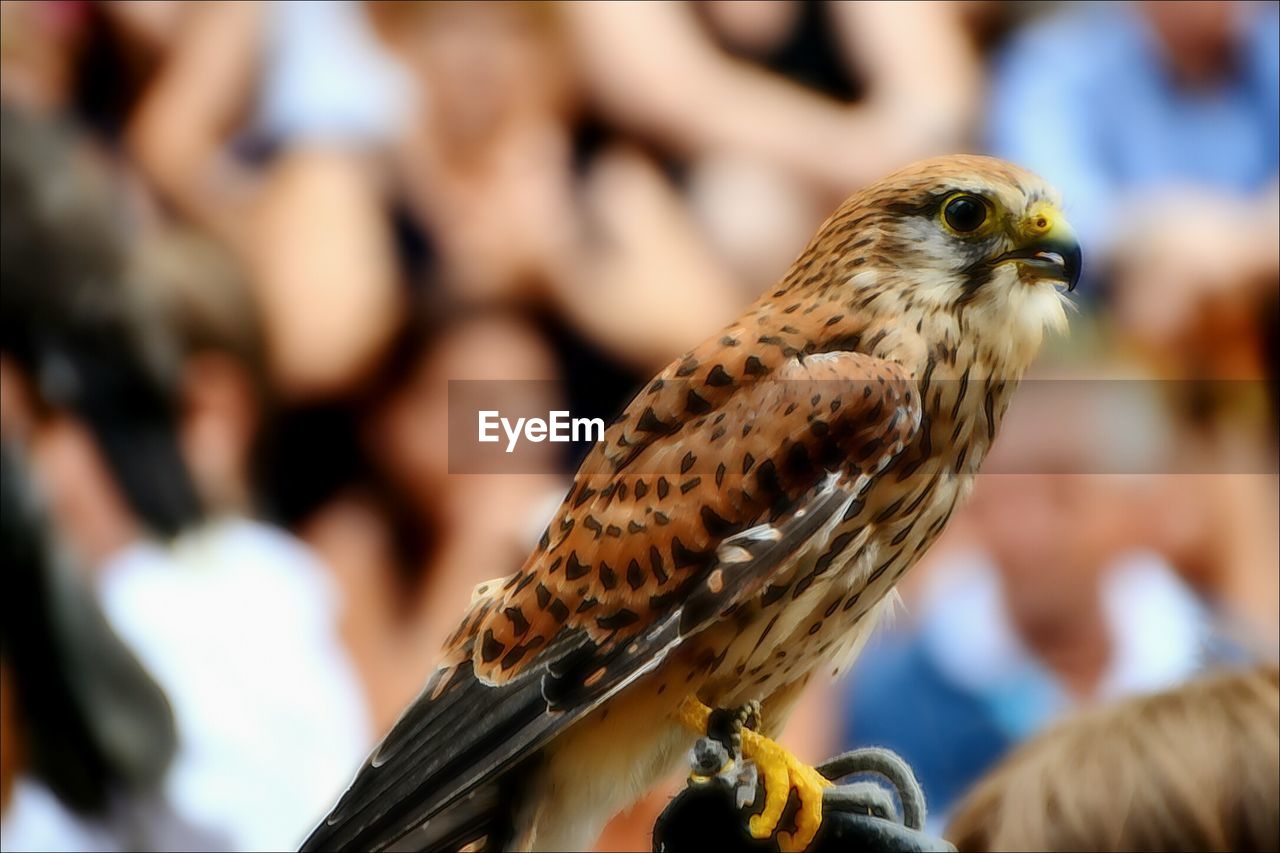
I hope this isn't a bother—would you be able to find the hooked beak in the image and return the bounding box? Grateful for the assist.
[996,204,1081,292]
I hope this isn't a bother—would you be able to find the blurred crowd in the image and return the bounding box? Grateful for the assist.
[0,2,1276,851]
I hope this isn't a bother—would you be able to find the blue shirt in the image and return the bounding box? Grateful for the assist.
[987,3,1279,254]
[839,553,1244,832]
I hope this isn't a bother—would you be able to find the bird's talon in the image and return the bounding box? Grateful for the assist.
[741,729,830,852]
[736,699,761,733]
[676,697,829,851]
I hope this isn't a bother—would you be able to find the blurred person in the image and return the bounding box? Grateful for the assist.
[86,227,374,852]
[0,0,186,140]
[0,104,201,555]
[128,0,749,414]
[561,1,983,289]
[946,665,1280,852]
[372,0,577,305]
[0,0,89,113]
[375,0,744,373]
[1129,345,1280,655]
[1,443,225,851]
[989,0,1278,261]
[988,0,1279,377]
[127,1,407,399]
[284,308,568,734]
[1139,470,1280,658]
[3,105,371,849]
[838,371,1246,828]
[126,1,738,403]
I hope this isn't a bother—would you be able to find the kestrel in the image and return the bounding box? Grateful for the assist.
[302,155,1080,852]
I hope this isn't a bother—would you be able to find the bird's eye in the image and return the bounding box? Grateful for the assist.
[942,194,989,233]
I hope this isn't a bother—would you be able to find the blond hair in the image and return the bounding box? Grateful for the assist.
[947,666,1280,852]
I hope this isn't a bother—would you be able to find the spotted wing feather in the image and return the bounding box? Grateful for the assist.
[301,474,875,852]
[301,351,918,851]
[459,348,919,685]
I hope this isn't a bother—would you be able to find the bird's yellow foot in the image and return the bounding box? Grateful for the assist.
[677,697,831,852]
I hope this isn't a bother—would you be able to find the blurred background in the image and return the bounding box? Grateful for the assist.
[0,1,1275,850]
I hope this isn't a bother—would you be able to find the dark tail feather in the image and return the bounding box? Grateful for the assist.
[381,779,515,852]
[299,661,550,852]
[299,624,670,851]
[302,478,858,852]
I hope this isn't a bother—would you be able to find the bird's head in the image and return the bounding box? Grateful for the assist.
[802,155,1079,372]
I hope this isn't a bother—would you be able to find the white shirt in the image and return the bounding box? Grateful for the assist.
[96,519,372,852]
[255,1,416,146]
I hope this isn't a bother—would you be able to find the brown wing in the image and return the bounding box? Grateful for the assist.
[450,342,920,686]
[301,471,869,852]
[302,346,919,852]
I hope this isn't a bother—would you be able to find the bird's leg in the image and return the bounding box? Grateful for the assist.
[676,696,831,852]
